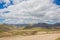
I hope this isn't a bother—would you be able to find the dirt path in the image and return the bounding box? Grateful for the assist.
[0,33,60,40]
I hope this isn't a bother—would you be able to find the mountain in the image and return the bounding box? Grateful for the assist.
[3,23,60,29]
[0,23,60,32]
[30,23,60,29]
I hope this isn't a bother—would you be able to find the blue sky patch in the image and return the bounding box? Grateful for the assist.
[0,18,5,22]
[53,0,60,5]
[0,0,13,9]
[0,1,6,9]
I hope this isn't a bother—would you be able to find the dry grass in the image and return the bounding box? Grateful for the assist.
[0,30,37,37]
[0,25,60,38]
[0,28,60,38]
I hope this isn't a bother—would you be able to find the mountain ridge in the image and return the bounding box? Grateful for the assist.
[1,23,60,29]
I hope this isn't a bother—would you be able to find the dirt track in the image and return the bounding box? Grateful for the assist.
[0,33,60,40]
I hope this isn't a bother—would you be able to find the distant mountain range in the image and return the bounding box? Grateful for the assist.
[30,23,60,29]
[6,23,60,26]
[2,23,60,29]
[0,23,60,32]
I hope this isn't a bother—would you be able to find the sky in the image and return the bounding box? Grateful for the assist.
[0,0,60,24]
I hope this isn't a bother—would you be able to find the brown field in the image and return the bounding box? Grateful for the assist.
[0,33,60,40]
[0,24,60,40]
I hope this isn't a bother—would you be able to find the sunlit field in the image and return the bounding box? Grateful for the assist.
[0,24,60,38]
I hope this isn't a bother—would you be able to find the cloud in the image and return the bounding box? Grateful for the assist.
[0,0,60,24]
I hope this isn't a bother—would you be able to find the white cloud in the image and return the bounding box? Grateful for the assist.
[0,0,60,24]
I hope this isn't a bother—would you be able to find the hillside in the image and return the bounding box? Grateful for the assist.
[0,23,60,37]
[0,23,60,30]
[24,23,60,29]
